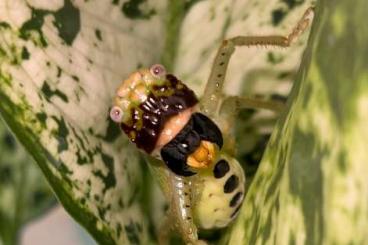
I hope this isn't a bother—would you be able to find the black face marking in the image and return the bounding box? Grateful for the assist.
[192,113,223,148]
[161,144,196,176]
[213,159,230,178]
[229,192,243,207]
[224,175,239,193]
[160,112,223,176]
[161,118,199,176]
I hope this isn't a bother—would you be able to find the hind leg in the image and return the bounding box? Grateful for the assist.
[200,7,314,119]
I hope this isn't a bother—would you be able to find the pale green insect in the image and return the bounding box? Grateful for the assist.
[110,8,313,245]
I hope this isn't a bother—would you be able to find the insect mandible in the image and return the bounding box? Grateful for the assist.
[110,7,314,245]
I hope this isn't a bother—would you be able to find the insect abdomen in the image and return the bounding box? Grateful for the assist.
[193,153,245,229]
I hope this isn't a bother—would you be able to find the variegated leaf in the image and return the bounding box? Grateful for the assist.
[0,0,314,244]
[0,118,55,245]
[227,0,368,244]
[0,1,166,244]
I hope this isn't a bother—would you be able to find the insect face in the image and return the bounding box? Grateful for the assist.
[110,64,166,124]
[110,64,198,154]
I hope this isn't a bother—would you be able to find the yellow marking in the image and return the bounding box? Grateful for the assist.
[187,141,215,169]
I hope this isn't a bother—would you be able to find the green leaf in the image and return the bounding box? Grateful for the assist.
[0,1,165,244]
[0,118,55,245]
[228,0,368,244]
[0,0,314,244]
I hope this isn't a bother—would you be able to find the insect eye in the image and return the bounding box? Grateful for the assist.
[110,106,123,123]
[150,64,166,78]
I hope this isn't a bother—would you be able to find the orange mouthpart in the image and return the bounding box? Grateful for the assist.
[187,141,216,169]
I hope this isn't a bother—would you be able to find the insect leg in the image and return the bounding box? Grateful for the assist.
[217,95,285,152]
[167,172,206,245]
[221,95,285,114]
[200,7,314,117]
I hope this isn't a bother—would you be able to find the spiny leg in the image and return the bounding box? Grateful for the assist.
[200,7,314,117]
[166,172,207,245]
[221,95,285,114]
[218,95,286,153]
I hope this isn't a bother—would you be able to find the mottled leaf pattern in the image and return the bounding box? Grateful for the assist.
[0,118,55,245]
[227,0,368,244]
[0,0,165,244]
[0,0,316,244]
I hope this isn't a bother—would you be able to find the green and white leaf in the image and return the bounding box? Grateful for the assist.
[0,1,166,244]
[0,0,314,244]
[227,0,368,244]
[0,118,55,245]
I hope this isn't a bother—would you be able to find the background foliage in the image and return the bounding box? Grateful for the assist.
[2,0,366,244]
[0,119,55,245]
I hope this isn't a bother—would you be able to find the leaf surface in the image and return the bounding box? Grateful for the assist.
[227,0,368,244]
[0,0,314,244]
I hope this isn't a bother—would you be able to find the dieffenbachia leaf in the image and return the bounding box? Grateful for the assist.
[0,1,165,244]
[0,118,55,245]
[176,0,314,96]
[227,0,368,244]
[0,0,314,244]
[176,0,314,181]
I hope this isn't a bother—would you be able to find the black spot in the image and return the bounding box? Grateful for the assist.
[213,159,229,178]
[270,93,288,103]
[102,117,120,142]
[0,22,11,28]
[19,8,49,47]
[53,0,81,45]
[124,221,140,244]
[282,0,304,9]
[22,46,30,60]
[95,29,102,41]
[230,192,243,207]
[224,175,239,193]
[272,8,286,26]
[121,0,155,19]
[41,82,69,103]
[51,116,69,153]
[230,204,242,218]
[0,165,12,184]
[3,133,16,151]
[33,190,48,204]
[219,62,225,66]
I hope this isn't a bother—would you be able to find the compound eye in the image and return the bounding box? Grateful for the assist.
[150,64,166,78]
[110,106,123,123]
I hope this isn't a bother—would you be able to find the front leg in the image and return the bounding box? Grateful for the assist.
[165,172,207,245]
[200,7,314,117]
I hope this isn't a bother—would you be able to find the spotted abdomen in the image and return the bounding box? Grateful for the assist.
[193,154,245,229]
